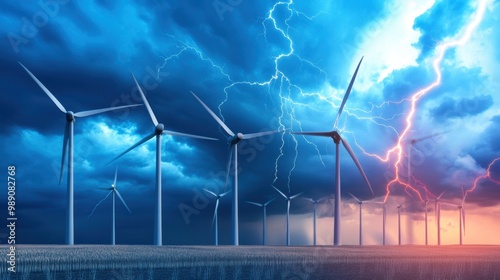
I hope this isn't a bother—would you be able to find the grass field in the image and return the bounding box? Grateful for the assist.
[1,245,499,279]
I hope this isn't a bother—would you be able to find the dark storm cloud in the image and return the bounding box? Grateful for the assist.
[1,0,498,246]
[430,95,493,122]
[413,0,474,59]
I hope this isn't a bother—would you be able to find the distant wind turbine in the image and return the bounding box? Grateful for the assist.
[433,191,446,246]
[204,189,231,246]
[441,190,467,245]
[303,196,328,246]
[19,63,141,245]
[369,200,387,245]
[95,167,131,245]
[292,57,374,246]
[109,75,217,246]
[394,201,404,246]
[246,198,276,245]
[273,186,303,246]
[424,197,430,245]
[191,92,279,246]
[349,193,372,245]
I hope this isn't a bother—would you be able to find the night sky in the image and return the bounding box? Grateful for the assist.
[1,0,499,246]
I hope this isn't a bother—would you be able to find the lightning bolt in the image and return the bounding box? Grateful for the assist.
[156,1,332,194]
[466,158,500,196]
[354,0,490,203]
[88,191,112,219]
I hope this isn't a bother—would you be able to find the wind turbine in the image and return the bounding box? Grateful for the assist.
[19,63,141,245]
[96,167,131,245]
[303,196,328,246]
[394,201,404,246]
[407,131,449,187]
[292,57,374,246]
[348,193,372,245]
[191,92,279,246]
[424,197,430,245]
[109,75,217,246]
[204,189,231,246]
[441,190,467,245]
[273,186,303,246]
[458,190,467,245]
[371,200,388,245]
[246,198,276,245]
[433,191,446,246]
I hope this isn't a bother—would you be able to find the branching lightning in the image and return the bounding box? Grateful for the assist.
[155,0,490,203]
[354,0,490,203]
[466,158,500,196]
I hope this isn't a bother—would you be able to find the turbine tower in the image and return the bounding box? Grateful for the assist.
[433,191,445,246]
[441,190,467,245]
[204,189,231,246]
[191,92,279,246]
[292,57,374,246]
[109,76,217,246]
[395,201,404,246]
[96,167,131,245]
[348,193,371,246]
[458,191,467,246]
[424,197,430,245]
[246,198,276,245]
[20,63,140,245]
[303,196,328,246]
[273,186,303,246]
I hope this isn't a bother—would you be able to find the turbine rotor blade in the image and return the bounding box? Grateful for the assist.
[212,199,219,229]
[220,190,231,197]
[75,105,142,118]
[19,62,67,113]
[334,56,363,129]
[348,192,361,204]
[132,73,158,126]
[59,122,70,185]
[264,197,276,206]
[97,187,113,190]
[317,197,328,203]
[203,189,217,197]
[113,167,118,187]
[224,148,234,192]
[246,201,263,207]
[302,197,314,203]
[115,189,132,214]
[437,191,446,200]
[462,208,466,236]
[191,91,234,136]
[290,192,304,200]
[272,186,288,199]
[162,130,218,141]
[291,131,333,137]
[241,130,280,140]
[340,137,374,195]
[108,132,156,165]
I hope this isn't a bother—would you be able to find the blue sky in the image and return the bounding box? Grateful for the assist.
[0,0,499,245]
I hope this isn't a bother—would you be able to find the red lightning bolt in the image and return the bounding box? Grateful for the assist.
[360,0,489,203]
[466,158,500,196]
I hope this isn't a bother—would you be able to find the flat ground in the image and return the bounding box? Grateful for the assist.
[1,245,499,279]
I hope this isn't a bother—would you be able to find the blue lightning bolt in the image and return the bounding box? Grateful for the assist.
[88,190,112,219]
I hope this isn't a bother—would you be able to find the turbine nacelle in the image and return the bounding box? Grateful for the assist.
[228,133,244,146]
[331,131,341,144]
[155,123,165,135]
[66,111,75,122]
